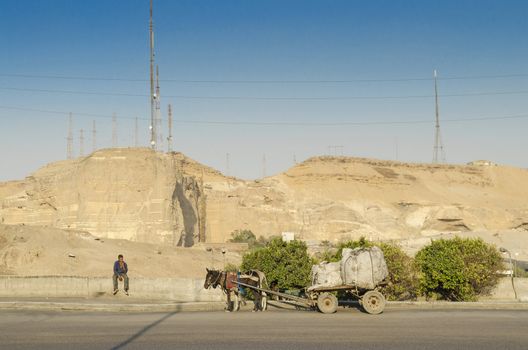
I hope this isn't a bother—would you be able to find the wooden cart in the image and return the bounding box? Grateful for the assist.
[233,280,386,315]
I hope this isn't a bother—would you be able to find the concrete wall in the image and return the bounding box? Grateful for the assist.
[1,276,526,302]
[486,277,528,302]
[0,276,223,301]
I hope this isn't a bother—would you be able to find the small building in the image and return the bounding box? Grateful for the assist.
[467,160,497,167]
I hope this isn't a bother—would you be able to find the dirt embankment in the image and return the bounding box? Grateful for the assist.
[0,224,239,278]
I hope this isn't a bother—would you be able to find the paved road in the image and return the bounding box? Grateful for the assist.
[1,308,527,349]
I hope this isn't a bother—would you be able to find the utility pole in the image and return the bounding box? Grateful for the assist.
[112,113,118,147]
[293,153,297,165]
[92,120,96,152]
[156,65,163,150]
[432,69,445,163]
[134,117,139,147]
[79,129,84,156]
[67,113,73,159]
[167,104,173,152]
[149,0,156,150]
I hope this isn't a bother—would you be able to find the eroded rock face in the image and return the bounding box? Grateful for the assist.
[0,149,205,246]
[1,151,528,245]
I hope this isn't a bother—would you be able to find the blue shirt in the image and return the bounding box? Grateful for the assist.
[114,261,128,275]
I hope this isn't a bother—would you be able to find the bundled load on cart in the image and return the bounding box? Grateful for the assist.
[311,246,388,290]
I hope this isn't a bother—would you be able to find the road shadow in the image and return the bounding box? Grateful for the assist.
[339,300,365,313]
[109,306,181,350]
[266,300,313,312]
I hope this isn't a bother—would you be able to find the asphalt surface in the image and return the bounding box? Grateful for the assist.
[1,308,527,350]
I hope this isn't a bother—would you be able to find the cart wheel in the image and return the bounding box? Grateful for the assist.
[361,290,385,315]
[260,294,268,311]
[317,293,338,314]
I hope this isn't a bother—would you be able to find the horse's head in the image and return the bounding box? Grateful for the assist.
[204,268,222,289]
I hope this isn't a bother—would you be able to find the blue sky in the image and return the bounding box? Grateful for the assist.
[1,0,527,180]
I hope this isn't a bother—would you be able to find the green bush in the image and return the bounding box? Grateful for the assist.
[326,237,419,301]
[415,237,503,301]
[241,237,314,289]
[228,229,267,249]
[378,242,419,301]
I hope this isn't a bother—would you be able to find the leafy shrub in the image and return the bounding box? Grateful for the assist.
[415,237,503,301]
[325,237,419,301]
[228,229,267,249]
[241,237,314,289]
[378,242,419,301]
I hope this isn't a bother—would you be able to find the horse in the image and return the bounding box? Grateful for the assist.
[204,268,268,312]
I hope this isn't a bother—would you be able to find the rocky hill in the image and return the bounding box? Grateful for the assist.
[1,148,528,246]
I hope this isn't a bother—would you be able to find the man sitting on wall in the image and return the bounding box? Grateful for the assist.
[113,254,129,296]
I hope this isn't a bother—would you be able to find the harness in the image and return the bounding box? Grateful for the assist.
[211,271,223,289]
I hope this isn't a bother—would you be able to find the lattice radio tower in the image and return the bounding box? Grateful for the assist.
[432,69,446,163]
[149,0,157,150]
[92,120,96,152]
[67,113,73,159]
[167,104,173,152]
[79,129,85,157]
[155,65,163,150]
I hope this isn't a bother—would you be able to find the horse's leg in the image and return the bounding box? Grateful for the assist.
[226,290,232,312]
[253,289,261,312]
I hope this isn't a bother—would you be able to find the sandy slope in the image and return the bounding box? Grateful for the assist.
[0,224,240,277]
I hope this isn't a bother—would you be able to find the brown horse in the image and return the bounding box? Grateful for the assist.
[204,268,268,312]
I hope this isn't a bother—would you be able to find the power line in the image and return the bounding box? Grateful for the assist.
[2,105,528,126]
[3,86,528,100]
[1,72,528,83]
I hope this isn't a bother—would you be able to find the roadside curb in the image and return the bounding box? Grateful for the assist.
[386,301,528,310]
[0,301,226,312]
[1,299,527,312]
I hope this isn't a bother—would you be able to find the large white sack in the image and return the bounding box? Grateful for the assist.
[340,246,388,289]
[311,261,342,288]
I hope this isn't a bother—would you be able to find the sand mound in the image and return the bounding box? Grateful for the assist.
[0,224,240,277]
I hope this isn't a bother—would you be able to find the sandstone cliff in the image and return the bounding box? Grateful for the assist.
[1,149,528,245]
[0,148,206,246]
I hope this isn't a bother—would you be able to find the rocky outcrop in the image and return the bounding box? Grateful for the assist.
[0,148,206,246]
[1,151,528,245]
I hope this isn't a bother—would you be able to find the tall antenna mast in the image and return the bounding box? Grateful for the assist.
[67,113,73,159]
[156,65,163,150]
[432,69,445,163]
[92,120,96,152]
[167,104,173,152]
[79,129,85,156]
[149,0,156,150]
[112,112,118,147]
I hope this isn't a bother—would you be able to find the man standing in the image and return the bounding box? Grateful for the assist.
[113,254,129,295]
